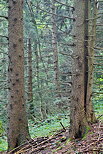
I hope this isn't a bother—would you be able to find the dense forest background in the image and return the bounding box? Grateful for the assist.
[0,0,103,152]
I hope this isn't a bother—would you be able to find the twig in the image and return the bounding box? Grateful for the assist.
[54,0,74,10]
[0,15,8,20]
[97,121,101,142]
[97,115,103,120]
[83,149,103,153]
[12,129,65,153]
[8,142,28,154]
[0,35,8,39]
[60,122,66,131]
[31,3,75,20]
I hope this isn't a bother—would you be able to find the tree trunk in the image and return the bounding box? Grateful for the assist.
[34,42,47,120]
[8,0,30,150]
[86,0,97,123]
[28,38,34,117]
[69,0,88,139]
[51,0,60,94]
[28,38,33,102]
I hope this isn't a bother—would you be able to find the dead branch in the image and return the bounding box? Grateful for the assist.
[60,122,66,131]
[54,0,74,10]
[0,35,8,39]
[31,3,75,20]
[0,15,8,20]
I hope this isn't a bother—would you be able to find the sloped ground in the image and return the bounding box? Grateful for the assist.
[6,121,103,154]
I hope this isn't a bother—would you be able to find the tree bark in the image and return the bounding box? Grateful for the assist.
[34,42,47,120]
[8,0,30,150]
[51,0,60,94]
[69,0,88,139]
[28,38,33,102]
[86,0,97,123]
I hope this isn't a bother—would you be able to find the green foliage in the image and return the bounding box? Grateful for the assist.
[0,0,103,151]
[0,121,4,137]
[65,138,71,145]
[0,121,7,151]
[0,138,8,151]
[0,114,69,151]
[82,126,91,139]
[29,114,69,138]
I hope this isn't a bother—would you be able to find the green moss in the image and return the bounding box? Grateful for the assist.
[82,126,91,139]
[52,146,63,153]
[65,138,71,145]
[0,121,4,137]
[56,146,63,150]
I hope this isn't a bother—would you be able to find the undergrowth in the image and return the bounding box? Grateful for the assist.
[29,114,69,138]
[0,114,69,151]
[0,109,102,152]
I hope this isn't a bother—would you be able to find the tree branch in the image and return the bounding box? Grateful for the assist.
[0,35,8,39]
[54,0,75,10]
[0,15,8,20]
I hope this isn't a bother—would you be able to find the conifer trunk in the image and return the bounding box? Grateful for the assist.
[70,0,88,139]
[8,0,30,150]
[28,38,33,102]
[86,0,97,123]
[51,0,60,94]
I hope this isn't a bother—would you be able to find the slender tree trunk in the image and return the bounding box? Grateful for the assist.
[69,0,88,139]
[84,0,89,114]
[28,38,33,102]
[86,0,97,123]
[51,0,60,94]
[8,0,30,150]
[28,38,34,117]
[34,42,47,120]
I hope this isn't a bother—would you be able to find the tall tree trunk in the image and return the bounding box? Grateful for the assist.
[28,38,33,102]
[34,42,47,120]
[51,0,60,94]
[86,0,97,123]
[28,38,34,117]
[69,0,88,139]
[8,0,30,150]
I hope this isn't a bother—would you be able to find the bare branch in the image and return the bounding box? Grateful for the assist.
[54,0,75,10]
[0,15,8,20]
[0,35,8,39]
[31,3,75,20]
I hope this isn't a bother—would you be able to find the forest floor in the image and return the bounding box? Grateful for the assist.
[6,121,103,154]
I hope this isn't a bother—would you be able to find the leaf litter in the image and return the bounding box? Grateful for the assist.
[4,121,103,154]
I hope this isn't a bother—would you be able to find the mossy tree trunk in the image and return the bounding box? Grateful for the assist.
[8,0,30,151]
